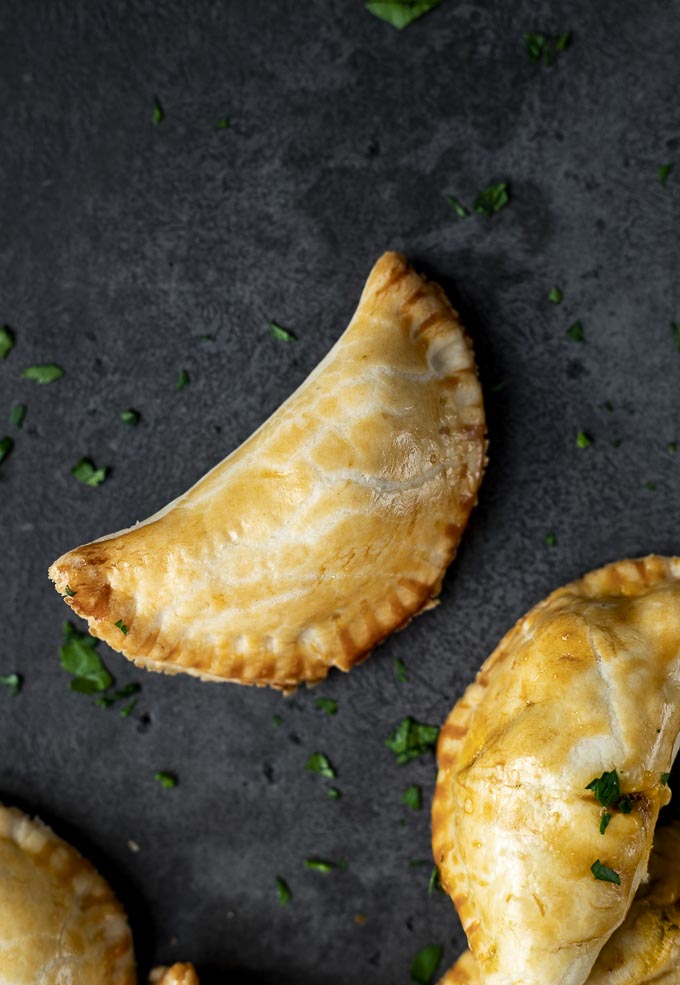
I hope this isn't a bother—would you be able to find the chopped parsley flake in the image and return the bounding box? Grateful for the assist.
[304,858,345,873]
[365,0,442,30]
[95,683,141,709]
[672,323,680,353]
[603,400,614,412]
[576,430,592,449]
[115,619,129,635]
[60,622,113,693]
[591,859,621,884]
[272,714,283,727]
[314,697,338,715]
[525,31,571,65]
[71,458,108,487]
[152,97,164,125]
[276,876,292,905]
[600,811,611,835]
[21,364,63,384]
[386,717,439,764]
[548,286,563,304]
[661,772,671,786]
[586,770,622,808]
[0,436,13,465]
[474,182,509,216]
[567,320,584,342]
[176,368,190,390]
[668,441,678,454]
[410,944,443,985]
[395,657,408,683]
[10,403,26,428]
[306,752,336,778]
[120,408,140,426]
[428,865,444,895]
[446,195,469,218]
[545,532,556,547]
[644,481,657,492]
[402,784,422,810]
[0,673,22,696]
[120,699,137,717]
[270,322,297,342]
[215,117,230,130]
[154,771,177,788]
[327,787,342,800]
[65,585,77,597]
[0,326,15,359]
[658,163,673,186]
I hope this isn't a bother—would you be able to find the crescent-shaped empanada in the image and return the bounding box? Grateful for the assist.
[438,821,680,985]
[431,556,680,985]
[49,252,486,690]
[0,803,135,984]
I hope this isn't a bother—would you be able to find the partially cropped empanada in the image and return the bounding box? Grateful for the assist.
[49,252,486,690]
[0,803,135,984]
[149,964,200,985]
[432,556,680,985]
[439,821,680,985]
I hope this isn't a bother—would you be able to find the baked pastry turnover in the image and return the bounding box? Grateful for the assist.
[432,556,680,985]
[49,252,486,690]
[438,821,680,985]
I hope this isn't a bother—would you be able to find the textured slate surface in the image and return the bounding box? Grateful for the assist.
[0,1,679,982]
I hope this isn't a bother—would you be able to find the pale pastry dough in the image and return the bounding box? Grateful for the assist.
[431,556,680,985]
[0,803,135,984]
[149,964,200,985]
[49,252,486,690]
[438,822,680,985]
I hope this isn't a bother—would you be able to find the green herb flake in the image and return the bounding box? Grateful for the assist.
[672,323,680,353]
[658,163,673,186]
[410,944,443,985]
[96,683,141,709]
[567,320,585,342]
[525,32,550,63]
[599,811,612,835]
[60,622,113,693]
[619,797,632,814]
[545,532,557,547]
[10,403,26,428]
[154,771,177,788]
[0,673,22,696]
[490,381,506,393]
[386,717,439,764]
[548,287,563,305]
[304,858,344,874]
[115,619,129,636]
[661,772,671,786]
[428,865,444,895]
[667,441,678,454]
[603,400,614,412]
[71,458,108,487]
[402,784,422,811]
[0,326,15,359]
[215,117,230,130]
[272,714,283,727]
[555,31,572,51]
[327,787,342,800]
[120,700,137,718]
[644,481,657,492]
[591,859,621,884]
[576,430,592,449]
[152,97,164,125]
[314,697,338,716]
[586,770,622,808]
[0,436,13,465]
[65,585,77,597]
[446,195,469,218]
[306,752,336,779]
[120,408,140,426]
[270,322,297,343]
[276,876,292,905]
[21,364,63,384]
[176,368,190,390]
[473,182,509,217]
[395,657,408,683]
[365,0,442,31]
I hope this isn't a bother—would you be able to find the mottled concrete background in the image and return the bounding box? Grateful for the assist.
[0,0,678,982]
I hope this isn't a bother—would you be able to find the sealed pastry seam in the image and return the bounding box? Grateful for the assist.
[49,251,487,690]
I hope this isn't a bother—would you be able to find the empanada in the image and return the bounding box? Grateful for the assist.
[431,556,680,985]
[49,252,486,690]
[438,821,680,985]
[0,803,135,984]
[149,965,200,985]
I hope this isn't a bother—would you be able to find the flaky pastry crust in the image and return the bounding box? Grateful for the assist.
[0,804,135,984]
[439,822,680,985]
[149,964,200,985]
[49,251,486,690]
[432,556,680,985]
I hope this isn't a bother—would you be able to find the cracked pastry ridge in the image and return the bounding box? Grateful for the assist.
[438,821,680,985]
[431,555,680,985]
[49,251,486,690]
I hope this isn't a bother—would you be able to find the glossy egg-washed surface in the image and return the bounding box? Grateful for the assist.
[432,557,680,985]
[2,1,680,981]
[49,253,485,689]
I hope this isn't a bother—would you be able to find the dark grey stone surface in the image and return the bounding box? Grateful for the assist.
[1,1,679,981]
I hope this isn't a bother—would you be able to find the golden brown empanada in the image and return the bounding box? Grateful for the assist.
[0,803,135,984]
[49,252,486,690]
[149,964,200,985]
[432,556,680,985]
[438,821,680,985]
